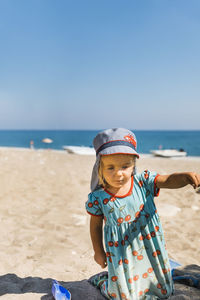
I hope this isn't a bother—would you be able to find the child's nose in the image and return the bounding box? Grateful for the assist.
[116,169,123,176]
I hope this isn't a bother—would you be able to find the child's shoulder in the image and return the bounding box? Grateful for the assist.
[134,170,158,181]
[89,186,105,198]
[134,169,150,178]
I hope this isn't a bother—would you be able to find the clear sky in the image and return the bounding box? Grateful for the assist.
[0,0,200,130]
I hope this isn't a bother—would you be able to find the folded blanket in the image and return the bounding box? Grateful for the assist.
[61,265,200,300]
[62,278,105,300]
[172,264,200,289]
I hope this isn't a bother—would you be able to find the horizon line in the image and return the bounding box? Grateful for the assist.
[0,129,200,131]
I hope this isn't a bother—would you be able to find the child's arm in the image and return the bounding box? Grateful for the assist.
[90,215,107,268]
[156,172,200,189]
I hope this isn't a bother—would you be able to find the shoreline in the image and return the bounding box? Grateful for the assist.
[1,146,200,160]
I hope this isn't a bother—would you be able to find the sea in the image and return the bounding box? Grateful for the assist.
[0,130,200,157]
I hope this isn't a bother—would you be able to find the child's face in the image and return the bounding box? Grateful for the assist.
[101,154,135,190]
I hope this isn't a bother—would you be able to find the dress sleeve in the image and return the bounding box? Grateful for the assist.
[85,192,104,217]
[141,170,160,197]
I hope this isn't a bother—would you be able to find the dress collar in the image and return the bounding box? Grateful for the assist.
[104,176,133,198]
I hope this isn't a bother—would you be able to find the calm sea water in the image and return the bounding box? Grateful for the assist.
[0,130,200,157]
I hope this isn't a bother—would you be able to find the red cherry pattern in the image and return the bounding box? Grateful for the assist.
[111,276,118,282]
[137,255,143,260]
[93,192,148,227]
[138,291,143,296]
[106,252,111,257]
[162,268,168,274]
[121,292,126,299]
[114,241,119,247]
[118,259,123,265]
[117,217,123,224]
[108,241,114,247]
[103,198,109,205]
[125,266,158,298]
[133,275,139,281]
[142,272,148,278]
[128,278,133,284]
[125,214,131,221]
[139,235,145,241]
[139,180,143,187]
[94,193,148,226]
[146,234,151,240]
[135,211,140,219]
[124,235,128,240]
[132,250,138,256]
[148,267,153,273]
[161,289,167,295]
[121,240,125,246]
[144,170,149,179]
[110,196,116,202]
[116,263,169,299]
[124,258,129,264]
[157,283,162,289]
[87,171,171,299]
[139,204,144,211]
[152,251,157,257]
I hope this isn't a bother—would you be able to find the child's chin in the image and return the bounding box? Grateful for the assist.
[113,182,123,187]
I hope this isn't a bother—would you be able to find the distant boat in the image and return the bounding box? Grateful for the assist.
[63,146,95,155]
[42,138,53,144]
[150,149,187,158]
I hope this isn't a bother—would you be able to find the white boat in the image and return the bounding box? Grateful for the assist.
[63,146,95,155]
[150,149,187,158]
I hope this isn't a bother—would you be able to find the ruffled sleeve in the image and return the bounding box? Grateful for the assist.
[85,192,104,217]
[141,170,160,197]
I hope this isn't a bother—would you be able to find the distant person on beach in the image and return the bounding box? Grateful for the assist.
[30,140,34,149]
[85,128,200,299]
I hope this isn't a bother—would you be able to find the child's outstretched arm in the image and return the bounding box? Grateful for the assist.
[156,172,200,189]
[90,215,107,268]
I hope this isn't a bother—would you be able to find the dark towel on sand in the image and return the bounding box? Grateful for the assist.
[62,265,200,300]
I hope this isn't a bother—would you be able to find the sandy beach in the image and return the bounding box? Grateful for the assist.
[0,148,200,299]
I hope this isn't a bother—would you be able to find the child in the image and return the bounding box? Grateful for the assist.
[85,128,200,300]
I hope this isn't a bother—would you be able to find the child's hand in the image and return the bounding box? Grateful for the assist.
[94,251,107,268]
[186,172,200,189]
[156,172,200,189]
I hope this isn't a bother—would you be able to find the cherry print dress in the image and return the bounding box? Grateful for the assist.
[86,170,174,300]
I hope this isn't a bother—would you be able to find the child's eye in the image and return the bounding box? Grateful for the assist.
[107,167,114,170]
[122,165,128,169]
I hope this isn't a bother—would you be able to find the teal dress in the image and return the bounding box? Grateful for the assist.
[86,170,173,300]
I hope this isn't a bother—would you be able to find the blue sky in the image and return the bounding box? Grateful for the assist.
[0,0,199,130]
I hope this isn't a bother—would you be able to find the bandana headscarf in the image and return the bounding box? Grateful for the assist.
[90,128,139,191]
